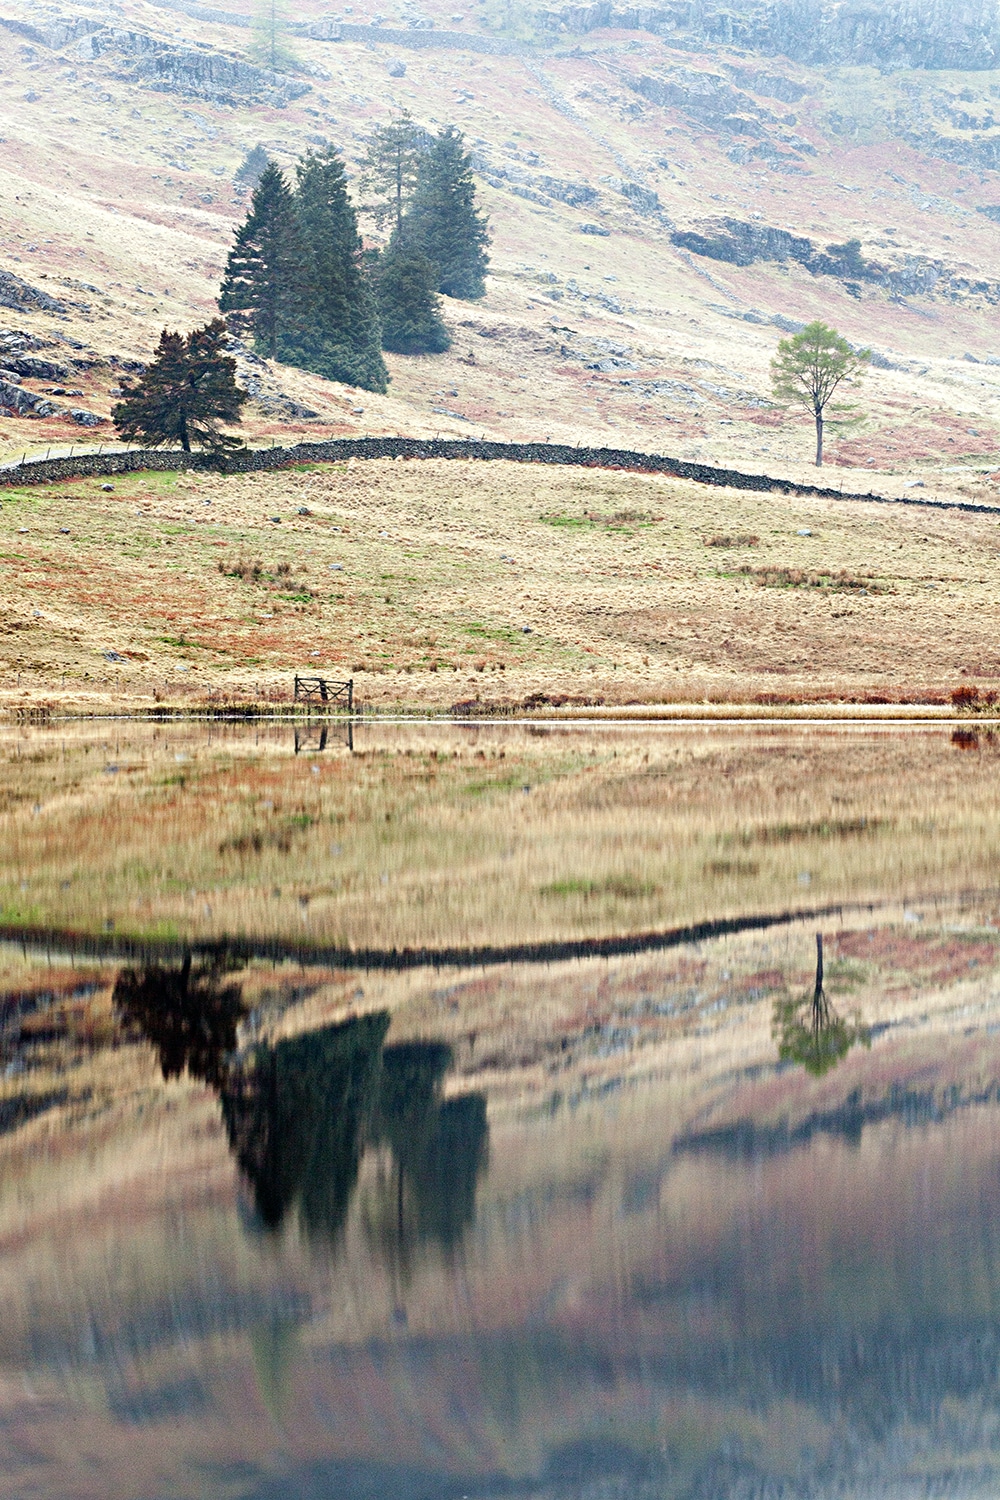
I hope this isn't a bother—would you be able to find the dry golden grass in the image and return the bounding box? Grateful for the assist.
[0,719,998,951]
[3,458,1000,712]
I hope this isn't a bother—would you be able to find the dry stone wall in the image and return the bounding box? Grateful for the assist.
[1,437,998,517]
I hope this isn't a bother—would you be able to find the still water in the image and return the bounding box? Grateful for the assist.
[2,720,1000,1498]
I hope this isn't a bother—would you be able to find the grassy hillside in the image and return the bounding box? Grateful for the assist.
[2,457,1000,713]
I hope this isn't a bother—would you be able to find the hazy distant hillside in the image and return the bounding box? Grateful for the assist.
[1,0,1000,477]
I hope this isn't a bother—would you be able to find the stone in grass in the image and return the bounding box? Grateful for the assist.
[387,59,405,76]
[69,409,106,426]
[579,223,610,237]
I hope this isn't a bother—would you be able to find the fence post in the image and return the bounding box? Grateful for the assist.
[348,678,353,714]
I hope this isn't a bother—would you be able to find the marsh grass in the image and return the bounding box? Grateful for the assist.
[0,723,998,951]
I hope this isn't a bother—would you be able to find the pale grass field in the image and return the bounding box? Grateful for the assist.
[0,720,998,951]
[4,458,1000,713]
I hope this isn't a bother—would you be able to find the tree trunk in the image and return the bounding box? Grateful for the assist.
[179,413,190,454]
[814,409,823,467]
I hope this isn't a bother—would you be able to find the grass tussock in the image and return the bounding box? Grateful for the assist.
[705,533,760,548]
[739,565,890,593]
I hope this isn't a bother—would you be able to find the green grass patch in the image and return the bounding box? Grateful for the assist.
[541,875,658,899]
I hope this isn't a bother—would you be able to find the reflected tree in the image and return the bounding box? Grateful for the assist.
[113,954,246,1089]
[365,1042,489,1269]
[222,1012,389,1239]
[221,1019,488,1255]
[773,934,870,1077]
[116,961,488,1254]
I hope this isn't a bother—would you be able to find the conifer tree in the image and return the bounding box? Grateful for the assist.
[234,143,270,191]
[219,161,303,360]
[375,240,451,355]
[406,126,489,300]
[112,319,246,454]
[250,0,296,72]
[358,111,428,237]
[286,147,388,393]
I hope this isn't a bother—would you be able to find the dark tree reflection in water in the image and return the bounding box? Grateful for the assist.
[113,963,488,1257]
[773,933,871,1077]
[113,955,246,1090]
[366,1042,489,1273]
[221,1013,390,1240]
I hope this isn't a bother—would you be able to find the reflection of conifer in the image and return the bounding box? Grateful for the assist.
[367,1040,488,1271]
[773,933,870,1077]
[219,1017,488,1258]
[221,1013,389,1239]
[113,955,245,1090]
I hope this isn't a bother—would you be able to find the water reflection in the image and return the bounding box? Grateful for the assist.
[773,932,871,1076]
[113,954,245,1090]
[224,1024,488,1258]
[113,962,488,1257]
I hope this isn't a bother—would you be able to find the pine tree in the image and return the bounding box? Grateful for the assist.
[358,111,428,238]
[250,0,296,72]
[375,239,451,355]
[233,143,270,191]
[286,147,388,393]
[219,162,303,360]
[112,319,246,454]
[406,126,490,300]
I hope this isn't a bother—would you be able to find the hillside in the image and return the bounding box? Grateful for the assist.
[2,0,1000,488]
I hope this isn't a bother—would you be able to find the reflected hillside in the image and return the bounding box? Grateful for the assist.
[2,720,1000,954]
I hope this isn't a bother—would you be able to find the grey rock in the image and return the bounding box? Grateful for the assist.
[0,270,66,315]
[69,409,106,426]
[387,58,406,75]
[579,222,610,236]
[2,355,69,381]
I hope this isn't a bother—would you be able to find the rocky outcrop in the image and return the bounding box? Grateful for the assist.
[671,218,994,303]
[97,30,310,105]
[1,354,69,381]
[0,271,66,316]
[628,68,814,169]
[11,16,310,106]
[537,0,1000,72]
[0,379,60,419]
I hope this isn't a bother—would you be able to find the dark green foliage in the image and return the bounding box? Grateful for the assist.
[222,1013,390,1240]
[358,110,428,238]
[234,143,270,189]
[284,148,388,393]
[112,318,246,454]
[375,240,451,355]
[407,125,490,300]
[219,162,304,360]
[113,956,246,1090]
[219,1014,488,1255]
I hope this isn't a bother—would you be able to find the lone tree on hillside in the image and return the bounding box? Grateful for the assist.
[406,125,490,299]
[770,320,869,466]
[250,0,296,72]
[359,111,428,238]
[219,161,304,360]
[112,319,246,453]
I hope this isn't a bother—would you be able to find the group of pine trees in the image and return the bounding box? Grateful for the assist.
[219,117,489,392]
